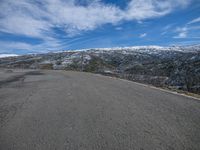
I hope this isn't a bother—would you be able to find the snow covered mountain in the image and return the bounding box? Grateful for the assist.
[0,45,200,94]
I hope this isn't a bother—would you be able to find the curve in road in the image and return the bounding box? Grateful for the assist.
[0,70,200,150]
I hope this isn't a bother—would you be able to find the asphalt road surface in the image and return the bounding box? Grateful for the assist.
[0,69,200,150]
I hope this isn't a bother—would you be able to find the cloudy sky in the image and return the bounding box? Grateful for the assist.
[0,0,200,54]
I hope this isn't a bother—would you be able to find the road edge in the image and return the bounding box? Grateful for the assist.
[93,73,200,101]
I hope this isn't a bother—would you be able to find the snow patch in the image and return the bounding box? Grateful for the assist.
[0,54,18,58]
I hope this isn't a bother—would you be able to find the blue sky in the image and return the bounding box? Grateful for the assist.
[0,0,200,54]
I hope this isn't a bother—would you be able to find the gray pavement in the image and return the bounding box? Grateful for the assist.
[0,69,200,150]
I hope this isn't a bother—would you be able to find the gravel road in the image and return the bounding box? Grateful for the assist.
[0,69,200,150]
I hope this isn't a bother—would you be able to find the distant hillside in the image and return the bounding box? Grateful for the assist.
[0,45,200,94]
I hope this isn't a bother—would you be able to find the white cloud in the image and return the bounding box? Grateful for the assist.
[188,17,200,24]
[126,0,169,20]
[126,0,191,20]
[0,0,192,37]
[161,24,174,35]
[115,27,123,30]
[173,25,200,39]
[0,37,64,54]
[174,32,187,38]
[175,27,188,32]
[0,16,51,38]
[0,41,33,50]
[139,33,147,38]
[0,0,192,52]
[173,27,188,38]
[163,24,174,31]
[174,17,200,38]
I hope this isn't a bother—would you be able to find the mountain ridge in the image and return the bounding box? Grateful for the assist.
[1,44,200,58]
